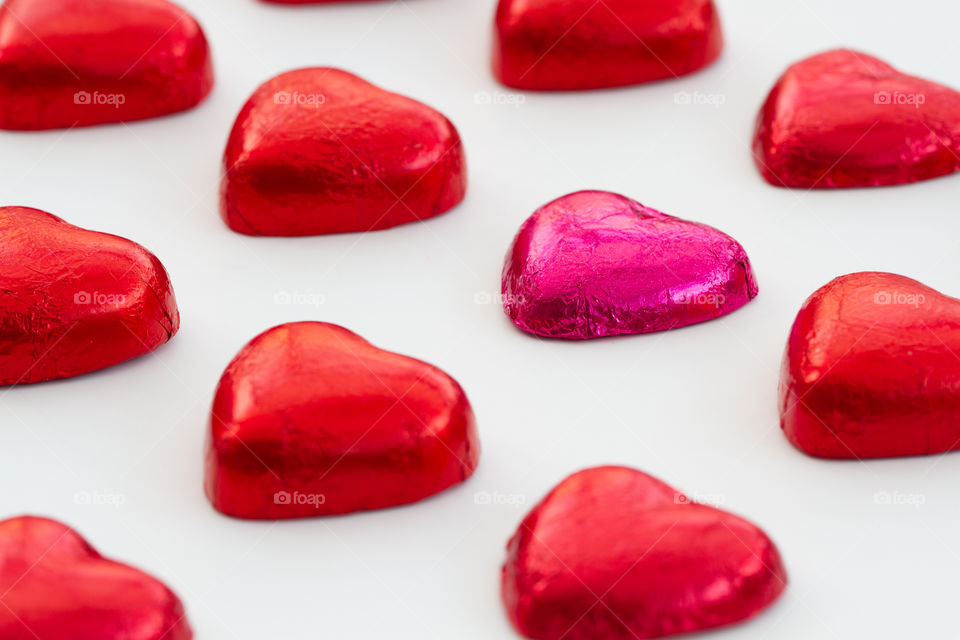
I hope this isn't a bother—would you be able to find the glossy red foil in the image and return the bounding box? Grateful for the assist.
[780,272,960,458]
[0,207,179,385]
[206,321,480,519]
[0,0,213,130]
[502,466,786,640]
[0,516,192,640]
[502,191,757,339]
[493,0,722,91]
[260,0,380,3]
[754,49,960,188]
[221,67,467,236]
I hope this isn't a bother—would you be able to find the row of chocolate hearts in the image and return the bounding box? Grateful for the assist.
[2,200,908,640]
[0,201,785,635]
[2,0,959,195]
[0,212,942,638]
[224,50,960,229]
[1,465,788,640]
[0,1,952,639]
[4,200,956,462]
[503,192,960,460]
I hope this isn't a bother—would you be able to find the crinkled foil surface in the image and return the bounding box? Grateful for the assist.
[501,191,757,339]
[501,466,787,640]
[205,321,480,519]
[220,68,467,236]
[0,0,213,130]
[753,49,960,188]
[0,207,179,385]
[780,271,960,458]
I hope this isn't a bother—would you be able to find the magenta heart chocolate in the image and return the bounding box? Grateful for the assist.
[501,191,758,339]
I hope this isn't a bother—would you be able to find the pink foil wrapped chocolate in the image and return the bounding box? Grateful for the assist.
[501,191,757,339]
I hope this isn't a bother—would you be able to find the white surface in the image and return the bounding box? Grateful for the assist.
[2,0,959,637]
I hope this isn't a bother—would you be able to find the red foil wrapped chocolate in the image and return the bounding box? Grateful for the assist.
[502,466,786,640]
[0,516,192,640]
[502,191,757,339]
[0,0,213,130]
[781,272,960,458]
[754,49,960,188]
[260,0,379,3]
[220,68,467,236]
[493,0,723,91]
[206,322,480,519]
[0,207,179,385]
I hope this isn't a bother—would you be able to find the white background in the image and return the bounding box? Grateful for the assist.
[2,0,959,637]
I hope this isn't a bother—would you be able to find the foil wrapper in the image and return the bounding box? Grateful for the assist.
[220,67,467,236]
[501,191,757,339]
[493,0,722,90]
[502,466,787,640]
[753,49,960,188]
[780,272,960,458]
[0,0,213,130]
[205,322,480,519]
[259,0,380,3]
[0,516,192,640]
[0,207,179,385]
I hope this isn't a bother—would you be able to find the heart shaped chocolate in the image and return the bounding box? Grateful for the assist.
[502,466,787,640]
[220,67,467,236]
[0,207,179,385]
[205,322,480,518]
[780,272,960,458]
[753,49,960,188]
[0,516,192,640]
[493,0,723,91]
[260,0,379,3]
[502,191,757,339]
[0,0,213,130]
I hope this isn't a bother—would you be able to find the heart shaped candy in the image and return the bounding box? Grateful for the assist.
[493,0,723,91]
[780,272,960,458]
[0,516,192,640]
[205,322,480,519]
[753,49,960,188]
[260,0,379,3]
[0,207,179,385]
[502,466,787,640]
[502,191,757,339]
[0,0,213,130]
[221,67,467,236]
